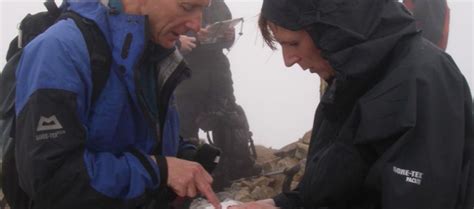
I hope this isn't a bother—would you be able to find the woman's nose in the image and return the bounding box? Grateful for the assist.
[283,55,300,67]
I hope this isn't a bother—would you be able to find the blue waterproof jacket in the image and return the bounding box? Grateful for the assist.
[14,1,191,208]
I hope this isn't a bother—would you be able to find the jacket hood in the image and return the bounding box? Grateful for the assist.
[64,0,149,52]
[262,0,419,118]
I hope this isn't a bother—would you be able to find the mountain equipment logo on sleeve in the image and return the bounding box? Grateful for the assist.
[37,115,63,131]
[36,115,66,140]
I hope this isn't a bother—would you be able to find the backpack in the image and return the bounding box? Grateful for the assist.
[0,1,112,208]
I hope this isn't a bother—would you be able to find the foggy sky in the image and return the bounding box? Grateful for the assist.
[1,0,473,148]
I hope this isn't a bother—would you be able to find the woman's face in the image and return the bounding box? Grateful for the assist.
[269,23,335,80]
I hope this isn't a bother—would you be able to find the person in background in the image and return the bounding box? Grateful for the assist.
[9,0,222,208]
[176,0,260,191]
[320,0,450,101]
[403,0,450,50]
[231,0,473,208]
[401,0,474,133]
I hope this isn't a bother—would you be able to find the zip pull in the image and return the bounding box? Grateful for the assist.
[238,18,244,36]
[224,18,244,55]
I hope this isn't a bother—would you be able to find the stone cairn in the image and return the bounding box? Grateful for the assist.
[191,130,312,208]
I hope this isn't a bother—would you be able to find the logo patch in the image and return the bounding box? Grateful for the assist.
[37,115,63,131]
[35,115,66,141]
[393,166,424,185]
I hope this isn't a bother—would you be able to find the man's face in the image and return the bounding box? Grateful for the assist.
[141,0,210,48]
[269,23,335,80]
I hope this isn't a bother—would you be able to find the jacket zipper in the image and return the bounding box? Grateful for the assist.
[155,61,190,154]
[132,17,162,155]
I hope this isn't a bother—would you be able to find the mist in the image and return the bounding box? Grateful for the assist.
[1,0,473,149]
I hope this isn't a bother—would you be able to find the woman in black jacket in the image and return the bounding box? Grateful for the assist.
[231,0,473,208]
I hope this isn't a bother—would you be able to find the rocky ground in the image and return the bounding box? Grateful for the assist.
[218,130,311,202]
[0,190,8,209]
[191,130,312,208]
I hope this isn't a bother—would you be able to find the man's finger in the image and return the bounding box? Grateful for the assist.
[187,183,197,198]
[195,178,221,209]
[173,186,187,197]
[203,190,221,209]
[200,168,213,183]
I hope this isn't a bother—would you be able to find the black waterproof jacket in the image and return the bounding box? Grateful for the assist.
[261,0,474,208]
[175,0,235,108]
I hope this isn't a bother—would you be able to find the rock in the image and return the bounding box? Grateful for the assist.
[0,190,9,209]
[295,143,309,160]
[250,185,277,200]
[218,130,312,203]
[301,130,312,144]
[275,158,299,170]
[233,189,253,202]
[252,176,273,187]
[274,142,298,158]
[255,145,278,164]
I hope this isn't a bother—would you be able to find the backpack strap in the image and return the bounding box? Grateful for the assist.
[43,0,61,19]
[59,11,112,105]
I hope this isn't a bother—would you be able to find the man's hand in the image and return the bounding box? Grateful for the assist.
[178,35,197,54]
[196,27,210,43]
[229,199,279,209]
[222,26,235,42]
[166,157,221,209]
[196,25,234,44]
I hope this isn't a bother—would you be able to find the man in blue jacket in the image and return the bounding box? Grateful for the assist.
[12,0,221,208]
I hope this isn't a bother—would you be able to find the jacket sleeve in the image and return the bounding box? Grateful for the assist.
[272,136,369,209]
[355,53,473,209]
[301,142,370,208]
[14,20,164,209]
[273,188,303,209]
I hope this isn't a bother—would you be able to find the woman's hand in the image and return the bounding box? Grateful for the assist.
[222,26,235,41]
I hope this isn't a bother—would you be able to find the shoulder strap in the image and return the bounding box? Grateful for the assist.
[44,0,61,18]
[59,11,112,105]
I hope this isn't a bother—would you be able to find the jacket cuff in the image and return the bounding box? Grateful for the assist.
[273,192,298,209]
[155,155,168,192]
[129,147,159,186]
